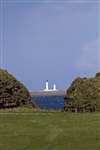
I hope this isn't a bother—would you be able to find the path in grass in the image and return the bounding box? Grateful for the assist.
[0,112,100,150]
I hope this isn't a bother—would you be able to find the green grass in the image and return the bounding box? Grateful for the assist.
[0,109,100,150]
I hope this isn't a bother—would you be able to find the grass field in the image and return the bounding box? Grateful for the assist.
[0,108,100,150]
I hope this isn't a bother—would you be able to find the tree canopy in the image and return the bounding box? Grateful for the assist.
[0,69,35,108]
[64,73,100,112]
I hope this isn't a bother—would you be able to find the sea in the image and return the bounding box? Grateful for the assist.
[32,96,64,110]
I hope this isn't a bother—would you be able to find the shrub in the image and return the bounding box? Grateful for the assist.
[64,73,100,112]
[0,69,35,108]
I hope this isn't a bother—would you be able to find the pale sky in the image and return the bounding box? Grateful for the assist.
[0,0,99,91]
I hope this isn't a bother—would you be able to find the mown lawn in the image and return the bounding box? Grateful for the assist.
[0,109,100,150]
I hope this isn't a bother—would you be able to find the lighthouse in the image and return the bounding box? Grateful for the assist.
[44,80,57,92]
[53,84,57,91]
[45,80,49,91]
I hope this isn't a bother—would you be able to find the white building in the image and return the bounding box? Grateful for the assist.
[44,80,57,92]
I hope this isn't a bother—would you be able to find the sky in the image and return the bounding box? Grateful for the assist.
[0,0,100,91]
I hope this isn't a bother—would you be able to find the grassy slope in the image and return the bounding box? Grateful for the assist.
[0,110,100,150]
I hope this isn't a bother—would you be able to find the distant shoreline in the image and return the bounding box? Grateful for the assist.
[30,90,66,96]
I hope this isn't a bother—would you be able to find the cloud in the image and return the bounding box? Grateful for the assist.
[76,39,100,70]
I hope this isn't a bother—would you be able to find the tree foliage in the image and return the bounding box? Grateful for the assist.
[64,73,100,112]
[0,69,35,108]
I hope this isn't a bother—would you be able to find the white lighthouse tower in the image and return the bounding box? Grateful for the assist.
[44,80,57,92]
[53,84,57,91]
[44,80,49,91]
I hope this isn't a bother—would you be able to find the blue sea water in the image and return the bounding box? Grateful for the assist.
[32,96,64,110]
